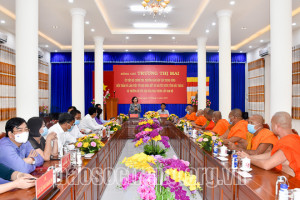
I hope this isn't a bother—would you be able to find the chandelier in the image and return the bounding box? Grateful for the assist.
[141,0,170,16]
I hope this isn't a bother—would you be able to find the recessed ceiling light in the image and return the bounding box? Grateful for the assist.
[130,5,172,12]
[148,36,152,40]
[292,22,297,26]
[133,23,168,28]
[52,25,58,29]
[229,1,235,5]
[68,0,74,3]
[55,50,58,52]
[249,46,252,48]
[85,21,90,25]
[212,22,216,26]
[172,50,175,52]
[260,40,264,43]
[240,51,243,53]
[125,49,128,52]
[241,27,247,30]
[126,36,130,40]
[0,20,5,24]
[91,28,95,32]
[149,50,152,52]
[172,36,176,40]
[205,29,210,33]
[45,45,49,48]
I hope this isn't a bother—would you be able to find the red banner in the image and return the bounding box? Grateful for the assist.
[36,169,53,199]
[114,65,187,104]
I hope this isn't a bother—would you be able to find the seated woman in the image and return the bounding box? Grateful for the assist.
[129,96,141,117]
[27,117,58,161]
[95,108,109,125]
[0,163,35,194]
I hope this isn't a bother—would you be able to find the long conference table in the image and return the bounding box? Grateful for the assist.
[1,118,300,200]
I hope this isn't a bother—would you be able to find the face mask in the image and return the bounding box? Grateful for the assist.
[14,132,29,144]
[41,127,48,137]
[228,118,232,125]
[247,124,256,134]
[68,125,74,132]
[74,120,80,126]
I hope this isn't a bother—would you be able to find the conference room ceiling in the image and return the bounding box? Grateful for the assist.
[0,0,299,53]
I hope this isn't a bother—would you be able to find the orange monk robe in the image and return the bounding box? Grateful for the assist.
[271,134,300,180]
[212,119,229,136]
[205,121,215,131]
[195,116,207,126]
[251,128,278,150]
[227,120,248,140]
[185,112,197,121]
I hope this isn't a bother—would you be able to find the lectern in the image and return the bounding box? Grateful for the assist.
[104,98,118,120]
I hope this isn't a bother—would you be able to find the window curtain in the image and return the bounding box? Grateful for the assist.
[292,45,300,119]
[38,61,50,113]
[50,63,71,113]
[248,58,265,117]
[0,45,16,121]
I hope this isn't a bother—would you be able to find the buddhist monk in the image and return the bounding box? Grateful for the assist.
[202,109,215,130]
[192,109,207,128]
[220,109,248,147]
[228,114,278,155]
[211,111,229,136]
[182,105,197,121]
[238,112,300,179]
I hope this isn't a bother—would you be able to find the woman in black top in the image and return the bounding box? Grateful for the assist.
[28,117,58,161]
[0,163,35,193]
[129,96,141,117]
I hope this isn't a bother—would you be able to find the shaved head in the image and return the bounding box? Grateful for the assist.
[213,111,222,119]
[197,109,204,116]
[204,108,210,114]
[249,114,264,125]
[230,109,243,118]
[271,112,292,129]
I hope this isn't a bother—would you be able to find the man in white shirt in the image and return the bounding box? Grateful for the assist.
[69,109,85,139]
[157,103,170,116]
[79,107,104,134]
[48,113,76,154]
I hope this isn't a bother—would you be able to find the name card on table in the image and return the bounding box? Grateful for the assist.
[61,153,71,173]
[35,169,53,200]
[160,114,168,118]
[130,114,139,118]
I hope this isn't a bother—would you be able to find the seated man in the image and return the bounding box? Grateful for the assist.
[79,107,104,134]
[228,114,278,155]
[0,163,35,193]
[69,109,86,139]
[192,109,207,127]
[202,109,215,130]
[220,109,248,148]
[211,111,229,136]
[48,113,76,154]
[0,117,44,183]
[67,106,77,113]
[182,105,197,121]
[238,112,300,179]
[157,103,169,116]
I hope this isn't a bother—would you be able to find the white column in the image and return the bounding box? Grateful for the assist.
[94,37,104,108]
[71,8,86,114]
[270,0,292,117]
[16,0,39,120]
[217,10,232,117]
[197,37,207,109]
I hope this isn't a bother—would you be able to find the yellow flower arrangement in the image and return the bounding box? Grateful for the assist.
[122,152,156,173]
[152,135,162,142]
[104,120,121,132]
[144,111,160,119]
[144,128,153,132]
[83,142,89,148]
[165,169,201,191]
[135,138,144,147]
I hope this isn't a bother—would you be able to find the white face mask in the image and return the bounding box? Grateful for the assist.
[14,132,29,144]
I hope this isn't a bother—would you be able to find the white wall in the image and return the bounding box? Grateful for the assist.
[246,28,300,131]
